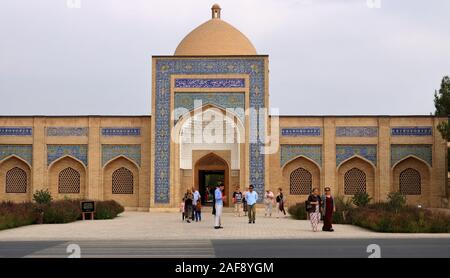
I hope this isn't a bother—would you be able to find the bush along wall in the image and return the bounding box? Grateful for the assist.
[0,198,125,231]
[288,192,450,233]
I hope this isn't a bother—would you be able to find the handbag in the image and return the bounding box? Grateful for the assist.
[305,200,312,212]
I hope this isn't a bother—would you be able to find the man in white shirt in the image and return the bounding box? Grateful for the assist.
[245,184,258,224]
[214,184,225,229]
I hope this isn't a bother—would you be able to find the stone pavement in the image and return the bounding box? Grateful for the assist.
[0,211,449,241]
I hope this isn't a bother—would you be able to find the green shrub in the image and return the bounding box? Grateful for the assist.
[94,200,124,219]
[42,200,81,223]
[351,192,372,207]
[287,202,307,220]
[334,196,353,224]
[33,189,53,205]
[386,192,406,213]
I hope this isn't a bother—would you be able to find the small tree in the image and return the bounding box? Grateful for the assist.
[351,192,372,207]
[387,192,406,213]
[434,76,450,140]
[33,189,52,205]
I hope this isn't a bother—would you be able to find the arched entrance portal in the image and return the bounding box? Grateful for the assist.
[194,153,229,206]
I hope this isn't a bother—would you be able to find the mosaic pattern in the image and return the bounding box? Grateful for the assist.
[281,128,321,137]
[175,78,245,88]
[0,145,33,165]
[391,127,432,136]
[174,92,245,124]
[391,144,432,167]
[336,127,378,137]
[47,145,88,167]
[280,145,322,167]
[155,58,266,203]
[336,145,377,166]
[102,145,141,167]
[0,127,32,136]
[47,127,88,136]
[102,128,141,136]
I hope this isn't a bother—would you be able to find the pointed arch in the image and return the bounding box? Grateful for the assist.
[0,154,32,169]
[392,154,431,170]
[103,156,139,208]
[337,156,375,197]
[0,155,32,201]
[48,156,86,199]
[337,154,376,171]
[282,156,321,198]
[393,156,430,205]
[103,154,141,170]
[281,155,322,171]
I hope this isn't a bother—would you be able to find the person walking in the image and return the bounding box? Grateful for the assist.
[232,186,243,217]
[214,184,225,229]
[192,187,201,221]
[276,187,286,218]
[179,198,185,221]
[307,188,322,232]
[264,189,275,217]
[183,189,194,223]
[242,189,248,216]
[245,185,258,224]
[321,187,335,232]
[195,200,202,222]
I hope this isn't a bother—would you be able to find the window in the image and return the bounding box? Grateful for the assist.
[58,167,80,194]
[400,168,421,195]
[6,167,27,193]
[112,167,133,194]
[290,168,312,195]
[344,168,366,195]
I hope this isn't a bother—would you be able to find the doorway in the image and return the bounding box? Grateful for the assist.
[199,170,225,206]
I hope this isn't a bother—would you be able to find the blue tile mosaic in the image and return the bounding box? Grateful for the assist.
[391,144,432,167]
[391,127,432,136]
[281,128,321,137]
[336,145,377,166]
[47,145,88,167]
[280,145,322,167]
[174,92,245,124]
[47,127,88,136]
[102,145,141,167]
[0,127,32,136]
[336,127,378,137]
[175,78,245,88]
[0,145,33,165]
[102,128,141,136]
[155,58,266,203]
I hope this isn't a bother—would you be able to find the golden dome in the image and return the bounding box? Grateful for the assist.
[174,4,257,56]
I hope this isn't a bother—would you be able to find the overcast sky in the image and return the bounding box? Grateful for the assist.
[1,0,449,116]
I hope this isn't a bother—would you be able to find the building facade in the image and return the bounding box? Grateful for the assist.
[0,5,448,210]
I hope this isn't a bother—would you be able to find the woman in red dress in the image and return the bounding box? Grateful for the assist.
[322,187,336,232]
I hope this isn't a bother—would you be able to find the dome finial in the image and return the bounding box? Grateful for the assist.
[211,4,221,19]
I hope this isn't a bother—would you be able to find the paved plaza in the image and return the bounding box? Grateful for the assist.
[1,210,450,241]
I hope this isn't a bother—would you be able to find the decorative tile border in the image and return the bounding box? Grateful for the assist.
[155,58,265,203]
[391,144,432,167]
[336,145,377,166]
[391,127,432,136]
[281,128,321,137]
[0,127,32,136]
[47,145,88,167]
[47,127,88,136]
[280,145,322,167]
[174,92,245,124]
[102,145,141,167]
[174,78,245,88]
[0,145,33,165]
[101,128,141,136]
[336,127,378,137]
